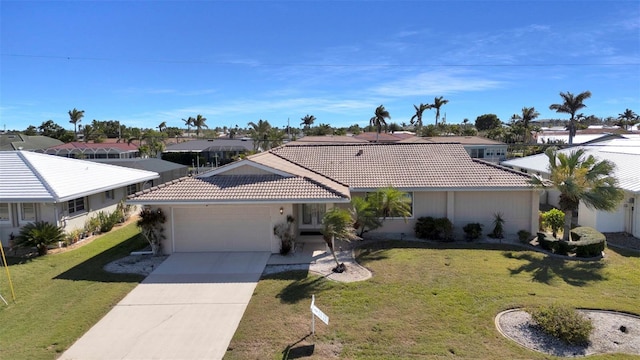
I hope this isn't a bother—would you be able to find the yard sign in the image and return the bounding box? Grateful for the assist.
[310,295,329,334]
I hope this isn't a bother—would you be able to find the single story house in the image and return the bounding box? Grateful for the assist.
[163,138,254,167]
[42,141,140,159]
[128,143,539,254]
[0,151,158,246]
[410,136,508,163]
[0,133,63,151]
[502,136,640,238]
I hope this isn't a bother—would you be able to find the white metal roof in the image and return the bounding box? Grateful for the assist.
[502,137,640,194]
[0,151,159,203]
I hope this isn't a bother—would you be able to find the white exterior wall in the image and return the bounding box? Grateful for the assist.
[578,191,637,234]
[633,194,640,238]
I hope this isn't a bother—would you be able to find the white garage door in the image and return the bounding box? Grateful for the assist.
[173,206,272,252]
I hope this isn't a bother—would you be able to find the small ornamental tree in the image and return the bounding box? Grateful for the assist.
[137,208,166,256]
[322,207,358,273]
[14,221,65,256]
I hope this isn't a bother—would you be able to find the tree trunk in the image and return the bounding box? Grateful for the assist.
[325,236,341,268]
[563,209,573,241]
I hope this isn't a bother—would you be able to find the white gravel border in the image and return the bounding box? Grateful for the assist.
[496,309,640,357]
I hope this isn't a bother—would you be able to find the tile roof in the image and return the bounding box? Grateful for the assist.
[0,151,159,202]
[418,136,506,145]
[271,143,533,190]
[0,134,63,151]
[290,136,369,144]
[128,175,349,203]
[164,139,254,152]
[44,142,139,153]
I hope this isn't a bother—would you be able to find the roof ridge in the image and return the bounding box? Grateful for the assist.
[302,176,350,199]
[18,151,60,200]
[129,176,191,199]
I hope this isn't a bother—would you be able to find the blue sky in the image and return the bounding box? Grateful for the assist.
[1,1,639,132]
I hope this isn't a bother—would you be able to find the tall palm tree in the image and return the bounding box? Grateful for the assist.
[192,114,208,138]
[322,207,358,271]
[431,96,449,126]
[300,114,316,129]
[617,108,638,130]
[520,107,540,143]
[68,108,85,141]
[531,147,624,241]
[158,121,167,132]
[247,119,272,151]
[369,105,391,142]
[410,103,431,130]
[549,91,591,145]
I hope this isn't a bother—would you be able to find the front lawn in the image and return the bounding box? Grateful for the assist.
[226,241,640,359]
[0,223,147,360]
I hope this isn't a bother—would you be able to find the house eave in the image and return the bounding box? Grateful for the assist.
[127,198,351,206]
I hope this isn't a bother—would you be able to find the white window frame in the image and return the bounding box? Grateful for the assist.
[67,197,87,216]
[126,183,139,195]
[0,203,10,223]
[20,203,37,222]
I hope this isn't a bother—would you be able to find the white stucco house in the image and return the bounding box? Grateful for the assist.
[128,143,539,254]
[502,136,640,238]
[0,151,159,246]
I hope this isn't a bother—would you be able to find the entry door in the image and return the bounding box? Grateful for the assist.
[300,204,326,229]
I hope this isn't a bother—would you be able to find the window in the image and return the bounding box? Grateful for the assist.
[21,203,36,222]
[126,184,139,195]
[0,203,9,222]
[67,197,86,215]
[105,190,115,200]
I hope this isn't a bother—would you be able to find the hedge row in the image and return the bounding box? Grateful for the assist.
[537,226,606,257]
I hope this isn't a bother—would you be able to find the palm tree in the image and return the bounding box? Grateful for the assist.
[410,103,431,130]
[531,147,624,241]
[192,114,208,137]
[68,108,85,141]
[247,119,272,151]
[369,105,391,142]
[520,107,540,143]
[549,91,591,145]
[617,108,638,130]
[369,187,412,220]
[158,121,167,132]
[182,117,194,137]
[350,197,382,237]
[322,207,358,271]
[300,114,316,129]
[431,96,449,126]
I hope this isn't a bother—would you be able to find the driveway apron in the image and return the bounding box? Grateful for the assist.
[60,252,270,360]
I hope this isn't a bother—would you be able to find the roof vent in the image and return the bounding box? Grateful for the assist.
[356,149,364,156]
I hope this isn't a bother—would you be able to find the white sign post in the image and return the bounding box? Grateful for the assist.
[310,295,329,335]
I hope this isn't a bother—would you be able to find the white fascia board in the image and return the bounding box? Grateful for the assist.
[56,174,159,202]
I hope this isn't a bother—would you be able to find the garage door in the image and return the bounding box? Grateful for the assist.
[172,206,272,252]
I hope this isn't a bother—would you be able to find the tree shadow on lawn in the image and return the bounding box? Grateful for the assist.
[53,234,147,283]
[272,271,334,304]
[504,251,607,286]
[607,245,640,258]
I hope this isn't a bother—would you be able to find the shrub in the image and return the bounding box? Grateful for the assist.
[84,216,101,235]
[517,230,531,244]
[97,211,119,233]
[488,212,505,239]
[415,217,453,241]
[571,227,606,257]
[537,232,559,252]
[528,304,593,346]
[137,208,167,256]
[14,221,66,256]
[463,223,483,241]
[541,208,564,238]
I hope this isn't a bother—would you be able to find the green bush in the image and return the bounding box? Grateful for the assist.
[463,223,483,241]
[415,217,453,241]
[541,208,564,237]
[537,232,559,252]
[97,211,119,233]
[14,221,66,256]
[571,227,606,257]
[528,304,593,346]
[517,230,531,244]
[488,212,505,239]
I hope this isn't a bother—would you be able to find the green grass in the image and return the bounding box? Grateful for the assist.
[0,223,147,360]
[226,241,640,360]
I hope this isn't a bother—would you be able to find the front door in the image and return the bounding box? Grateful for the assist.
[299,203,326,230]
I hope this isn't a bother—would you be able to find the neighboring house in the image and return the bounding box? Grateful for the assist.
[502,136,640,238]
[128,143,538,254]
[89,158,189,186]
[0,134,63,151]
[536,127,630,144]
[353,132,416,143]
[163,138,254,167]
[411,136,508,163]
[42,141,140,159]
[0,151,159,246]
[292,135,369,145]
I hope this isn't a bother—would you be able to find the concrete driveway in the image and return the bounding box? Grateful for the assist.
[60,252,270,360]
